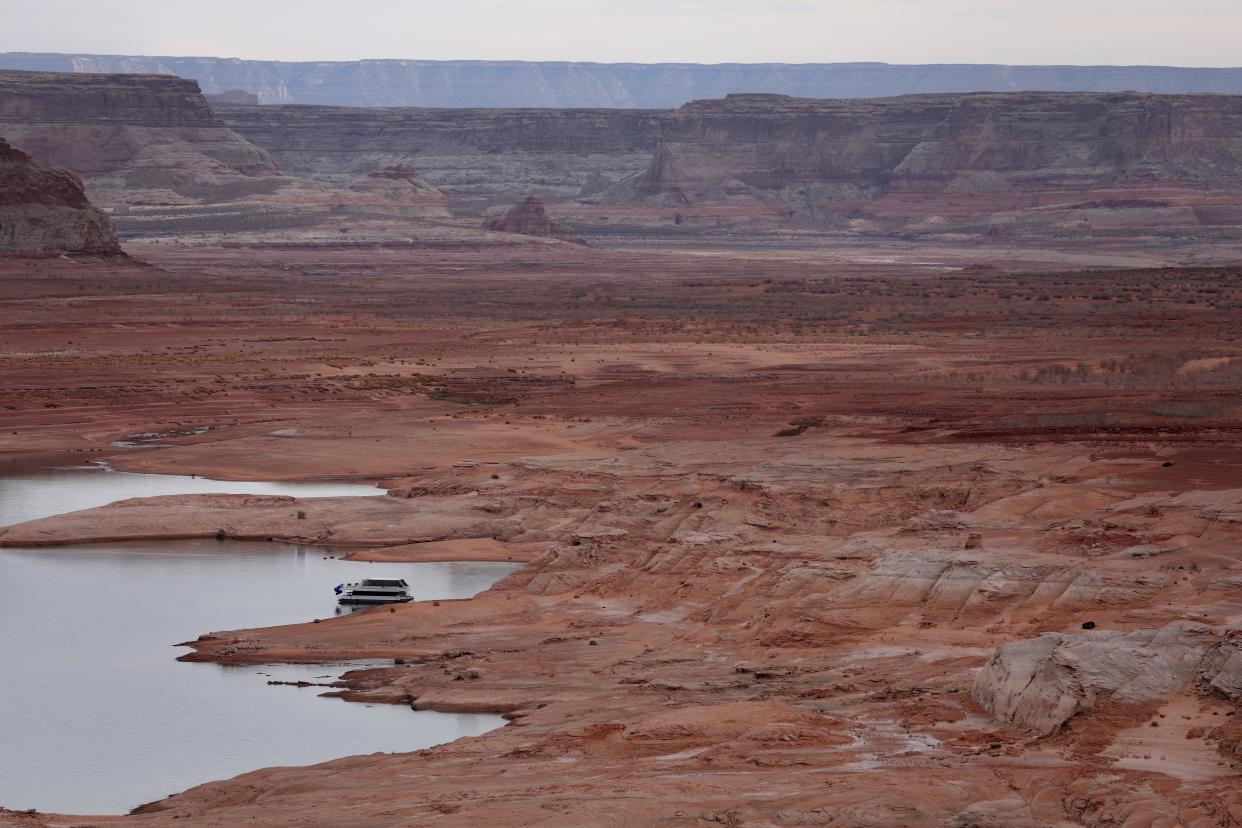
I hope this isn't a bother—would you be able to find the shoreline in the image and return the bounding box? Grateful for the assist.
[0,466,527,820]
[0,450,389,486]
[0,497,544,563]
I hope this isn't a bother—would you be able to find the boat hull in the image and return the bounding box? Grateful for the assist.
[337,595,413,605]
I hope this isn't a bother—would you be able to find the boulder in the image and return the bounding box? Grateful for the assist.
[972,622,1242,735]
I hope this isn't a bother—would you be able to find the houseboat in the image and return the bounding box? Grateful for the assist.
[334,578,412,605]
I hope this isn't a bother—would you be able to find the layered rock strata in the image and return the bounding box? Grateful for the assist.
[0,136,120,254]
[637,91,1242,237]
[0,70,454,239]
[217,104,661,213]
[343,164,450,219]
[0,70,282,201]
[216,90,1242,240]
[10,70,1242,244]
[647,92,1242,198]
[483,196,584,243]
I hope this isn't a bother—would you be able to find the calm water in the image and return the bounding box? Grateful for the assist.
[0,467,520,815]
[0,463,381,527]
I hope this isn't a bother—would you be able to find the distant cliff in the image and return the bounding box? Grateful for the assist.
[646,92,1242,197]
[0,70,453,238]
[0,70,282,200]
[0,136,120,254]
[8,68,1242,243]
[217,89,1242,238]
[4,52,1242,107]
[633,92,1242,237]
[218,104,662,212]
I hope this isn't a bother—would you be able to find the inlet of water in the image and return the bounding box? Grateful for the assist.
[0,465,519,814]
[0,461,381,527]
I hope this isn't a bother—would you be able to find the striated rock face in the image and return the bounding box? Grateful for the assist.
[8,52,1242,106]
[972,622,1242,736]
[0,70,463,240]
[0,136,119,254]
[484,196,583,243]
[217,104,661,214]
[13,66,1242,244]
[648,92,1242,197]
[640,91,1242,236]
[0,70,283,204]
[216,90,1242,240]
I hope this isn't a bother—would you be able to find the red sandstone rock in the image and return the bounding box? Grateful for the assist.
[484,196,584,244]
[220,90,1242,242]
[0,71,462,240]
[346,164,451,219]
[640,91,1242,238]
[0,136,120,254]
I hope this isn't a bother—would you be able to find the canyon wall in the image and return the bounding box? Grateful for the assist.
[5,52,1242,107]
[0,71,454,239]
[648,92,1242,196]
[0,136,120,254]
[8,69,1242,243]
[636,92,1242,237]
[221,90,1242,239]
[0,70,284,203]
[216,104,662,213]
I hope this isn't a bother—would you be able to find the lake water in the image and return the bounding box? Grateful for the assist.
[0,466,520,815]
[0,462,382,527]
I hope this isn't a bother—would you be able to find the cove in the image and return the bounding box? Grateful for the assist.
[0,467,520,815]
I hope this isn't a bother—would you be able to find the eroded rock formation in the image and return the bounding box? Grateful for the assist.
[638,91,1242,236]
[0,70,473,241]
[647,92,1242,198]
[973,622,1242,735]
[217,104,661,213]
[483,196,583,243]
[0,136,119,254]
[9,71,1242,243]
[343,164,452,220]
[0,70,282,203]
[214,90,1242,241]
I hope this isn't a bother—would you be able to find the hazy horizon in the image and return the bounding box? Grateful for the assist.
[4,51,1242,69]
[2,0,1241,68]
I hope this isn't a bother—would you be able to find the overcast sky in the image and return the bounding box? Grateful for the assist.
[1,0,1239,66]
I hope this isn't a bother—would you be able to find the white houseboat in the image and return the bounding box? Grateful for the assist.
[334,578,412,605]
